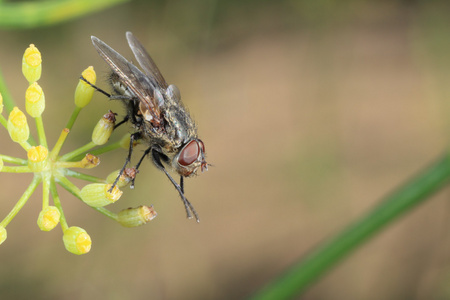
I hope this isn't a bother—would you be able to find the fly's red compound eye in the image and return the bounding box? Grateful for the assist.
[198,139,205,153]
[178,140,200,166]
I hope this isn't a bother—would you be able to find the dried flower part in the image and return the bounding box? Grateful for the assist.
[92,111,115,145]
[22,44,42,83]
[106,168,136,188]
[0,92,3,114]
[80,183,123,207]
[74,66,96,108]
[118,205,157,227]
[37,206,61,231]
[25,82,45,118]
[81,153,100,169]
[7,107,30,143]
[63,226,91,255]
[0,226,6,245]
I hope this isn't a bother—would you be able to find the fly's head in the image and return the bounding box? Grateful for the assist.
[174,139,207,177]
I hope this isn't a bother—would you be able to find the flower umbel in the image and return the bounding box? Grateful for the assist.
[0,44,158,254]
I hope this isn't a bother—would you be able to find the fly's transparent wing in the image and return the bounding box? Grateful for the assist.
[126,31,168,90]
[91,36,163,125]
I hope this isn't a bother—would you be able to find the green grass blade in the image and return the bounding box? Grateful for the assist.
[251,153,450,300]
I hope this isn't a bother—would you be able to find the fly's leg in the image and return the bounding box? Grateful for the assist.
[180,176,184,194]
[80,76,131,130]
[114,115,129,129]
[108,131,142,192]
[80,75,131,101]
[151,149,199,222]
[129,146,152,189]
[80,75,111,98]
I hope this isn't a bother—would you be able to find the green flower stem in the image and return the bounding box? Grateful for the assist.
[251,153,450,300]
[35,116,47,148]
[0,0,129,29]
[65,106,81,131]
[54,174,81,198]
[19,141,32,152]
[56,173,118,220]
[0,175,41,227]
[0,114,6,129]
[63,169,105,183]
[42,173,50,208]
[0,68,15,113]
[94,207,118,221]
[50,128,69,161]
[59,141,96,162]
[1,166,32,173]
[71,140,123,161]
[0,155,27,165]
[50,180,68,231]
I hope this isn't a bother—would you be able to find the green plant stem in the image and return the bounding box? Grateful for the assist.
[54,174,81,198]
[59,141,96,161]
[0,175,41,227]
[250,153,450,300]
[35,116,47,148]
[64,169,104,183]
[65,106,82,131]
[0,114,6,129]
[93,207,118,221]
[0,155,27,165]
[50,180,68,231]
[71,140,123,161]
[0,0,129,29]
[0,68,15,113]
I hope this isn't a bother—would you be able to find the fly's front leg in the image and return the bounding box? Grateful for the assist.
[109,131,142,192]
[80,75,111,98]
[151,149,199,222]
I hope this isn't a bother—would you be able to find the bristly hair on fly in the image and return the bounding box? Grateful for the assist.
[81,32,208,222]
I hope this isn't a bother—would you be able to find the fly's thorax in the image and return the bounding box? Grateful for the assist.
[163,101,197,146]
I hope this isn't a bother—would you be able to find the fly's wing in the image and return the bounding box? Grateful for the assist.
[91,36,163,127]
[126,32,169,90]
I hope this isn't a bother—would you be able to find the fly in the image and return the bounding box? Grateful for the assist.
[82,32,207,222]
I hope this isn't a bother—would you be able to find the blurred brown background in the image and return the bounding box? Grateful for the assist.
[1,0,450,299]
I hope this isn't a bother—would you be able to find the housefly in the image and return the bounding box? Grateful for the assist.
[83,32,207,222]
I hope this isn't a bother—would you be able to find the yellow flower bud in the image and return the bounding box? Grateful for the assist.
[106,168,136,188]
[74,66,96,108]
[0,92,3,114]
[63,226,91,255]
[92,111,115,145]
[22,44,42,83]
[80,183,122,207]
[0,157,3,172]
[118,205,157,227]
[37,206,60,231]
[0,226,6,245]
[25,82,45,117]
[27,145,48,172]
[120,133,131,149]
[7,107,30,143]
